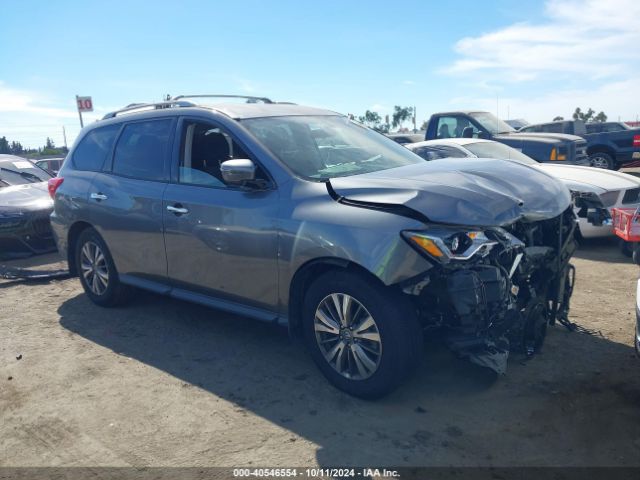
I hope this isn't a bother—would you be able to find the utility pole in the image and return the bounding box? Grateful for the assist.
[76,95,84,128]
[62,126,68,150]
[413,105,417,133]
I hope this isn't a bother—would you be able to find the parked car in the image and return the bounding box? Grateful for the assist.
[35,157,65,175]
[519,120,640,170]
[0,154,56,259]
[386,133,423,145]
[423,110,589,165]
[50,96,577,398]
[504,119,529,130]
[406,138,640,241]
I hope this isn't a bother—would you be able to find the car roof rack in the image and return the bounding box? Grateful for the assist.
[172,94,274,104]
[102,100,196,119]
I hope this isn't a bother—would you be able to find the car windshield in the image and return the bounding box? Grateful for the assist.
[0,160,52,187]
[463,142,537,165]
[240,115,423,180]
[469,112,515,135]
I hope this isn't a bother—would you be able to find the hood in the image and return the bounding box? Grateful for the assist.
[328,158,571,227]
[537,164,640,191]
[494,132,583,144]
[0,182,53,212]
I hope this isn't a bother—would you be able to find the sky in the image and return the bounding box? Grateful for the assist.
[1,0,639,148]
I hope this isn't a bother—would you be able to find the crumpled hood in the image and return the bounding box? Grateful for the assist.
[0,182,53,212]
[329,158,571,227]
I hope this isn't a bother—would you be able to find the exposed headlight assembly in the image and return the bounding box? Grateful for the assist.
[402,227,499,263]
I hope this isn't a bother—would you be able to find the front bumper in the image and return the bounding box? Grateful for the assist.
[0,209,56,259]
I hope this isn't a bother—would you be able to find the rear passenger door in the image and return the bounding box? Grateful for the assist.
[162,117,279,312]
[89,118,175,283]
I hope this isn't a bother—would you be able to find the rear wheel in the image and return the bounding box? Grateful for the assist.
[302,270,423,399]
[75,227,130,307]
[589,152,614,170]
[619,239,633,258]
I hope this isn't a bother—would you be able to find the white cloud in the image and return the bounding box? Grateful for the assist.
[0,82,104,148]
[449,78,640,123]
[440,0,640,121]
[443,0,640,81]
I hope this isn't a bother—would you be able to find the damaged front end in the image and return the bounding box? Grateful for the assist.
[400,206,577,374]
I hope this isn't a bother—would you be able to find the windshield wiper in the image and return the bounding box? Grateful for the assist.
[0,167,43,183]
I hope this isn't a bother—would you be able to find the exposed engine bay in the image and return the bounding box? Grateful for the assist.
[400,206,577,374]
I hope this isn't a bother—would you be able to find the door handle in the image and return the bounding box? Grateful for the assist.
[167,205,189,215]
[90,192,108,201]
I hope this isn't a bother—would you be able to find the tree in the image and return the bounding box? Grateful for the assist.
[0,136,9,154]
[553,116,564,121]
[594,111,608,122]
[392,106,413,129]
[419,120,429,131]
[45,137,55,149]
[358,110,382,127]
[10,141,23,154]
[572,107,607,123]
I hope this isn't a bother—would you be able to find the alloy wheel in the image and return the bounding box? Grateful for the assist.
[80,241,109,295]
[314,293,382,380]
[590,155,610,169]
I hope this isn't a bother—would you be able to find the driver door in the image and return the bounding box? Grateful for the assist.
[163,117,280,312]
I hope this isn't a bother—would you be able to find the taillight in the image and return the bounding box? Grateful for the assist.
[633,135,640,147]
[48,177,64,199]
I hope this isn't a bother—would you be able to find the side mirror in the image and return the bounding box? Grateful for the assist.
[220,159,256,185]
[461,127,474,138]
[477,130,489,139]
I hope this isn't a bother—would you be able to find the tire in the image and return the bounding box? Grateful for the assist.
[589,152,615,170]
[75,227,131,307]
[302,270,423,399]
[619,239,633,258]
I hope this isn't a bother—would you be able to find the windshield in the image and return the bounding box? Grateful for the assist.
[469,112,515,135]
[240,115,423,180]
[0,160,52,187]
[464,142,537,166]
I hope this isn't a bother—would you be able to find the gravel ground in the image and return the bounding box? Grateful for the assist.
[1,238,639,468]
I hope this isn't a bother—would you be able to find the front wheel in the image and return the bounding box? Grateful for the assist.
[589,152,615,170]
[75,227,131,307]
[302,270,423,399]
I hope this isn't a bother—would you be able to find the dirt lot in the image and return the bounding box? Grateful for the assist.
[1,238,640,468]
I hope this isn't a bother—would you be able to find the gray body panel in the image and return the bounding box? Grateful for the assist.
[51,104,567,324]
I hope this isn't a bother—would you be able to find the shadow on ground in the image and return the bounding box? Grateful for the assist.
[57,284,640,466]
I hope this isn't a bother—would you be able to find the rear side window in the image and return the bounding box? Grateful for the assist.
[72,124,121,171]
[112,119,173,181]
[413,145,467,160]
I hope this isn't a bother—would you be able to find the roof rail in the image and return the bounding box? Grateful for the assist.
[102,100,196,120]
[172,94,273,104]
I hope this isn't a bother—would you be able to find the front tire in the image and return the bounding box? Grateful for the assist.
[302,270,423,399]
[75,227,130,307]
[589,152,614,170]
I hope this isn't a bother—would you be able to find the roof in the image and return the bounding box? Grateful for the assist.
[206,102,340,119]
[101,98,341,122]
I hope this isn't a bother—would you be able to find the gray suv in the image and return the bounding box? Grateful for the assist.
[49,95,577,398]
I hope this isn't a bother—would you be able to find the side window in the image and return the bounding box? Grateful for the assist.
[112,119,173,181]
[437,116,480,138]
[414,145,467,161]
[178,121,261,188]
[541,123,563,134]
[436,117,456,139]
[72,124,121,171]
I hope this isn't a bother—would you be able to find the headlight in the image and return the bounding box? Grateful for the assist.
[402,227,499,263]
